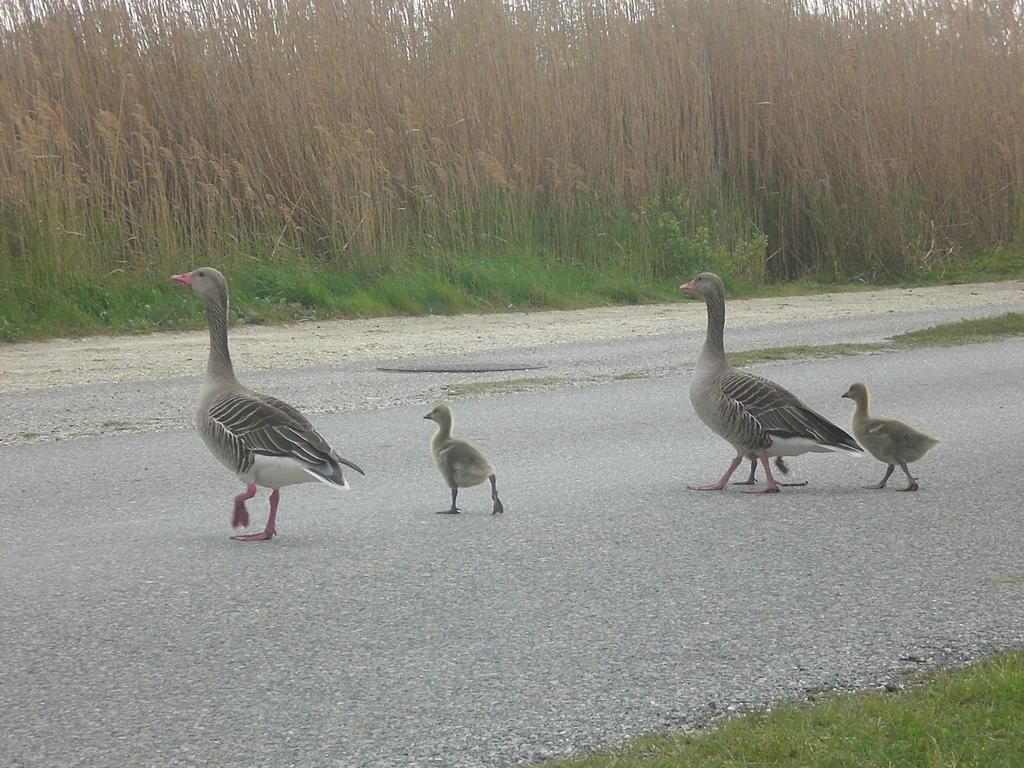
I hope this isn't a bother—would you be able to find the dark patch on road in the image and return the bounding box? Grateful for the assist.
[378,363,546,373]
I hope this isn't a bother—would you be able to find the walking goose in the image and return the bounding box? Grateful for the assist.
[841,382,940,491]
[424,404,503,514]
[171,267,364,540]
[681,272,862,493]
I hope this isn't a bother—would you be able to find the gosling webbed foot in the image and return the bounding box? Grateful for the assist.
[868,464,896,490]
[733,459,758,485]
[489,475,503,514]
[897,463,918,492]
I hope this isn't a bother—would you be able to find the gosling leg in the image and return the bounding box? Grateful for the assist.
[732,458,759,486]
[735,456,807,487]
[489,474,504,515]
[896,462,919,492]
[439,487,461,514]
[866,464,895,490]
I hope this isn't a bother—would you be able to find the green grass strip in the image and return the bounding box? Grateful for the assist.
[728,312,1024,367]
[542,650,1024,767]
[0,257,684,342]
[892,312,1024,347]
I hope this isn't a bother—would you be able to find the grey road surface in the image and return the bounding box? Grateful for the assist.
[3,336,1024,766]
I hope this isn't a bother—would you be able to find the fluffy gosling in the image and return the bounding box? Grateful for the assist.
[841,382,940,491]
[424,404,504,514]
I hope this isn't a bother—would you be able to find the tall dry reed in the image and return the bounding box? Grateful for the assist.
[1,0,1022,282]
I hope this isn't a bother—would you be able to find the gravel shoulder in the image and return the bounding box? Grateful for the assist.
[3,280,1022,393]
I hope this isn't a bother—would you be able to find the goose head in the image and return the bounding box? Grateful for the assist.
[679,272,725,300]
[841,382,869,402]
[170,267,228,302]
[423,404,453,428]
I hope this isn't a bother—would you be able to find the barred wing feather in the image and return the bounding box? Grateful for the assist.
[208,393,365,480]
[720,370,861,451]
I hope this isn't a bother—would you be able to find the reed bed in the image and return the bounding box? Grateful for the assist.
[1,0,1022,336]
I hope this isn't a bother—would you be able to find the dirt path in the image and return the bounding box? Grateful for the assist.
[2,280,1022,393]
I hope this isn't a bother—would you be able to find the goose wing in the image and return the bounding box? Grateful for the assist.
[863,417,939,457]
[436,439,493,486]
[720,370,862,451]
[208,392,365,478]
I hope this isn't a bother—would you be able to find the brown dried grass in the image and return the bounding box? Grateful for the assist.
[1,0,1022,281]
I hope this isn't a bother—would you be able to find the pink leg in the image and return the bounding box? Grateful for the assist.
[232,483,257,528]
[231,489,279,541]
[743,454,782,494]
[689,456,744,491]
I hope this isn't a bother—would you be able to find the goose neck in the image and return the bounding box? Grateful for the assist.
[701,290,726,359]
[434,417,453,440]
[851,389,871,422]
[204,292,235,382]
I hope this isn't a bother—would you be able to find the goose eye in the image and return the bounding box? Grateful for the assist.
[197,270,205,277]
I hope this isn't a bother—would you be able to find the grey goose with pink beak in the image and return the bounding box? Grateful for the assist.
[171,267,364,540]
[680,271,862,493]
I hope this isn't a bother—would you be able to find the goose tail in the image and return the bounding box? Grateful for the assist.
[831,441,865,457]
[303,455,365,490]
[302,466,351,490]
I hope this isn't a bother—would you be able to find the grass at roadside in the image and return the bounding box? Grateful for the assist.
[728,312,1024,367]
[2,256,692,343]
[893,312,1024,347]
[538,650,1024,768]
[445,377,568,397]
[2,246,1022,343]
[0,260,859,343]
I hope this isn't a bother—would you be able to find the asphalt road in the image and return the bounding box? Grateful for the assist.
[4,334,1024,767]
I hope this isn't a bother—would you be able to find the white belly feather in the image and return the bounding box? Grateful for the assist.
[240,454,350,491]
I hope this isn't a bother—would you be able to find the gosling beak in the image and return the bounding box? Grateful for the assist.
[170,272,194,287]
[423,413,433,420]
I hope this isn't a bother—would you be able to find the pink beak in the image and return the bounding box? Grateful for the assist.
[679,279,695,292]
[170,271,194,287]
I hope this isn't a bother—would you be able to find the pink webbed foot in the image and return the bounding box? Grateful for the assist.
[230,489,280,542]
[743,484,780,494]
[230,529,275,542]
[742,455,783,493]
[688,481,729,491]
[688,456,744,491]
[232,483,257,528]
[232,501,250,528]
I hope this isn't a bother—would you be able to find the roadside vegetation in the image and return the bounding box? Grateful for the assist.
[2,0,1024,342]
[538,650,1024,767]
[728,312,1024,367]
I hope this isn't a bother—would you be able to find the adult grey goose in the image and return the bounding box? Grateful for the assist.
[842,382,940,491]
[171,267,364,540]
[424,404,504,514]
[681,272,862,493]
